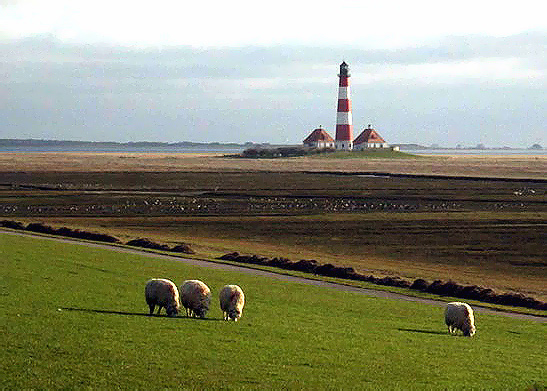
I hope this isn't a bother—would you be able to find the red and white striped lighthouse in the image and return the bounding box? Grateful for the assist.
[335,61,353,150]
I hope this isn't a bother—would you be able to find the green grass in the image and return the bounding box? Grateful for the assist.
[314,149,419,159]
[1,233,546,389]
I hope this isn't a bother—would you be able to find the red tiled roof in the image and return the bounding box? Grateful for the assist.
[303,128,335,143]
[353,127,386,144]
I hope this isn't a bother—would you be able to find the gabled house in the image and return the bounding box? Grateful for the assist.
[353,124,388,150]
[303,127,335,149]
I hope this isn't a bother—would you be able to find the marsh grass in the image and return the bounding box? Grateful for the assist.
[1,152,546,179]
[314,149,418,159]
[1,233,546,389]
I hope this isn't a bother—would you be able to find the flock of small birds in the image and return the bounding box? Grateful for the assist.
[0,189,537,216]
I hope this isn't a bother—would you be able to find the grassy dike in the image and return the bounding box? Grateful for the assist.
[1,233,546,389]
[314,149,419,159]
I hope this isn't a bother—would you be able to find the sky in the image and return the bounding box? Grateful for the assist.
[1,0,546,147]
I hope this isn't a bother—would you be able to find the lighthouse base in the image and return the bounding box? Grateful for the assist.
[335,140,353,151]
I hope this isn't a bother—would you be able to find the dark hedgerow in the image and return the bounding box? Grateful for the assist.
[25,222,58,235]
[217,252,547,311]
[126,238,195,254]
[2,220,195,252]
[126,238,170,251]
[55,227,120,243]
[1,220,119,243]
[0,220,25,230]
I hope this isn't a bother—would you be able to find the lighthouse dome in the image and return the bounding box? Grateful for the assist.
[339,61,350,77]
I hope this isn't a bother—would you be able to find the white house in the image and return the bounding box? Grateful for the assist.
[353,125,389,150]
[303,127,335,149]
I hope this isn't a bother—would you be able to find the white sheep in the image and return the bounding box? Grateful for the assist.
[145,278,180,317]
[219,285,245,321]
[445,302,476,336]
[179,280,211,318]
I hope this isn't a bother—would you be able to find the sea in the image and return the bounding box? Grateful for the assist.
[0,145,245,153]
[403,149,547,156]
[0,144,546,156]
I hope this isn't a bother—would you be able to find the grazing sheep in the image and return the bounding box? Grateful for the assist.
[219,285,245,321]
[145,278,180,317]
[445,302,476,336]
[179,280,211,318]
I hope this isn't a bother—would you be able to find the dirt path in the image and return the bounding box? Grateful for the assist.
[3,229,546,323]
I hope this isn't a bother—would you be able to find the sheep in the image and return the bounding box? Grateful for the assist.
[445,302,476,336]
[145,278,180,317]
[219,285,245,321]
[179,280,211,318]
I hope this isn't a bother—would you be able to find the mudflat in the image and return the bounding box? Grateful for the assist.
[1,152,545,301]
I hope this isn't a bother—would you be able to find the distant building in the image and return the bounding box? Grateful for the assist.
[353,124,389,150]
[335,62,353,150]
[303,127,335,149]
[302,62,395,152]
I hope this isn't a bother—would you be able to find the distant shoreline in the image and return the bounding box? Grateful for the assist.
[0,139,247,153]
[0,139,544,155]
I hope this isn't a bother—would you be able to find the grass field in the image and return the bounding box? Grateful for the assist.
[1,233,546,389]
[315,149,418,159]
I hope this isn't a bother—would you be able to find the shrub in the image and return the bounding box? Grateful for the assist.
[126,238,170,251]
[410,278,429,290]
[237,146,336,159]
[25,223,57,235]
[171,243,195,254]
[0,220,25,230]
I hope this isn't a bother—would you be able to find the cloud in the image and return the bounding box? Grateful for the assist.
[0,32,545,146]
[2,0,547,48]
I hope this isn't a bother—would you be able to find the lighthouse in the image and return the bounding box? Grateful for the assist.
[335,61,353,150]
